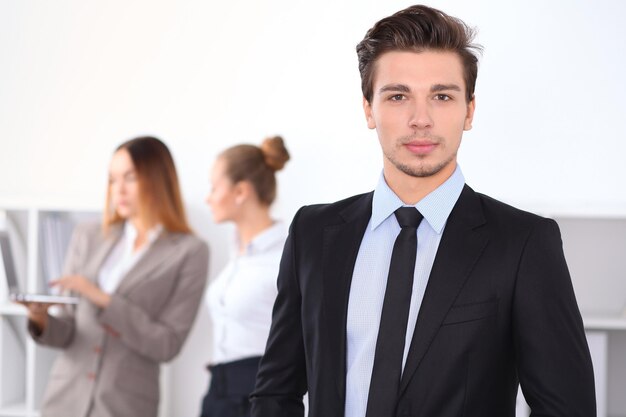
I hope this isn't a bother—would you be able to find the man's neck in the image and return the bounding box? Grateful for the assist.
[383,162,456,205]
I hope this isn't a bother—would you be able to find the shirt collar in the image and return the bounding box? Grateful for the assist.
[239,221,287,256]
[370,165,465,234]
[123,221,163,247]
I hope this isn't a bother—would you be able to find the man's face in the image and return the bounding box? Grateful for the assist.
[364,50,475,181]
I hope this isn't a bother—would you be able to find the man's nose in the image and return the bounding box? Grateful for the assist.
[408,100,434,130]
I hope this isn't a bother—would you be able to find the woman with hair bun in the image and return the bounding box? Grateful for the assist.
[200,136,290,417]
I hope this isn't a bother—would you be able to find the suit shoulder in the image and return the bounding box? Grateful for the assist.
[296,192,372,224]
[169,232,209,259]
[71,221,106,245]
[476,192,541,220]
[473,191,557,233]
[73,220,102,236]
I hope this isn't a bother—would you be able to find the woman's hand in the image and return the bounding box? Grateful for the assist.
[16,301,51,334]
[50,275,111,309]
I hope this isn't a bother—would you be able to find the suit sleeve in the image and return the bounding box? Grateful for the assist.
[513,218,596,416]
[98,239,209,362]
[250,209,308,417]
[28,223,90,347]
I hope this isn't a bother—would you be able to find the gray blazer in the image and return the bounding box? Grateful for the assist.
[29,222,209,417]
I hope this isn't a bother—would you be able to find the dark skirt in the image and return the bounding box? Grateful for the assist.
[200,356,261,417]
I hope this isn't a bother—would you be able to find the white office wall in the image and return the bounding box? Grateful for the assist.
[1,0,625,415]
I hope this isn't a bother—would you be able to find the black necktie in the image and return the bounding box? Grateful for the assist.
[365,207,423,417]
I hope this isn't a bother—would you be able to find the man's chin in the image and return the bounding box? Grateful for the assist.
[396,162,446,178]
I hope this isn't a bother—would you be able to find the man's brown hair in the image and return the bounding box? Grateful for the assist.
[356,4,482,103]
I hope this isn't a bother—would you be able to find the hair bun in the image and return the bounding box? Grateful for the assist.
[260,136,290,172]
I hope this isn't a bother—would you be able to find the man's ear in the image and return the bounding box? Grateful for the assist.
[363,97,376,130]
[464,96,476,131]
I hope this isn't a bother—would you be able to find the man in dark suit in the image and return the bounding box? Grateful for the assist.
[251,4,596,417]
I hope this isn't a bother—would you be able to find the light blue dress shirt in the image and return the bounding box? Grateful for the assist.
[344,166,465,417]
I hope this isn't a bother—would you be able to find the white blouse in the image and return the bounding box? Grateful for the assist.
[205,222,287,364]
[98,222,162,294]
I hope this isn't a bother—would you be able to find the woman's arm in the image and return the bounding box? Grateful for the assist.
[97,238,209,362]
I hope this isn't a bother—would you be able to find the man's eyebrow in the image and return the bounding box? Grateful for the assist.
[431,83,462,92]
[378,84,410,94]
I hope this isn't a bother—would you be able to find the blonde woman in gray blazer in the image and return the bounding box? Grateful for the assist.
[21,137,209,417]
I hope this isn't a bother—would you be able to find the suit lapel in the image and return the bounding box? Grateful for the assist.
[321,193,373,406]
[399,185,489,395]
[84,224,123,283]
[114,232,180,295]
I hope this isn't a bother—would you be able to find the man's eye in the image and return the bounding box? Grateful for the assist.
[434,94,451,101]
[390,94,406,101]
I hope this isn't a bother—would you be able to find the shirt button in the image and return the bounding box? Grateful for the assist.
[87,372,96,380]
[93,345,102,354]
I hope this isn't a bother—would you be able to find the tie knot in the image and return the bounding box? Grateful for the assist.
[394,207,423,228]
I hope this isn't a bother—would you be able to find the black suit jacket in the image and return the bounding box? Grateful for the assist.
[251,185,596,417]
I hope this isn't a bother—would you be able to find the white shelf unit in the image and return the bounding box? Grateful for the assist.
[0,207,99,417]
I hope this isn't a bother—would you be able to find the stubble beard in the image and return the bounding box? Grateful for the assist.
[385,135,456,178]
